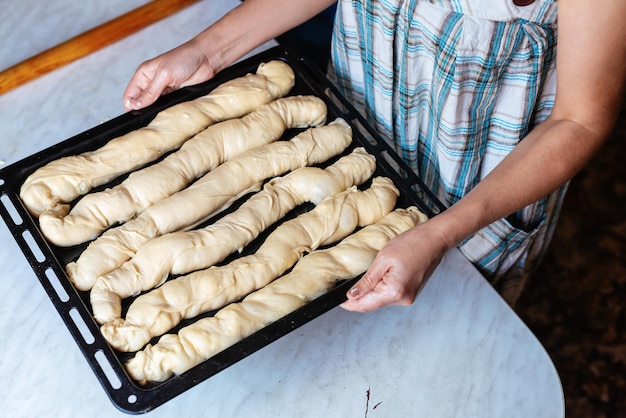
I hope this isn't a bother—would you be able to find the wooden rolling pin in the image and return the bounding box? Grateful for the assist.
[0,0,201,95]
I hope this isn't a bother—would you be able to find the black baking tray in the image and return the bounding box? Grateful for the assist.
[0,46,446,414]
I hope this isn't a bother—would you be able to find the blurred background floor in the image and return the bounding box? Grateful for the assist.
[516,102,626,418]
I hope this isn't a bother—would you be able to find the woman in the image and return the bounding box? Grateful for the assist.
[123,0,626,311]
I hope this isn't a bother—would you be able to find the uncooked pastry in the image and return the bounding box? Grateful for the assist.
[39,95,327,246]
[68,118,353,291]
[90,148,375,323]
[92,147,375,322]
[20,60,295,217]
[100,177,399,350]
[125,207,428,383]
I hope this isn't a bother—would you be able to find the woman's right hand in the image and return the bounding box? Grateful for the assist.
[123,39,217,111]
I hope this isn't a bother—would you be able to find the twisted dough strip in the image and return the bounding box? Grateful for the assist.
[99,177,398,350]
[93,147,375,327]
[68,118,352,291]
[125,207,427,383]
[90,145,376,324]
[39,96,327,246]
[20,60,295,217]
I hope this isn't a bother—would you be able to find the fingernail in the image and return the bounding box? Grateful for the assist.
[348,287,360,298]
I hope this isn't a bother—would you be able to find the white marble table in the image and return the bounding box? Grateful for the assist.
[0,0,151,71]
[0,1,564,417]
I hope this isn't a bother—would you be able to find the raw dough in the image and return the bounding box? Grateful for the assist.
[100,177,399,350]
[39,95,327,246]
[90,148,376,324]
[20,60,295,217]
[68,118,353,291]
[92,147,376,328]
[125,207,428,383]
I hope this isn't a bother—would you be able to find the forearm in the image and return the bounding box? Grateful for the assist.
[191,0,338,73]
[428,115,611,250]
[428,0,626,253]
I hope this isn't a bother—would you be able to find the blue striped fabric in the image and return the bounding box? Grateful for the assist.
[329,0,562,303]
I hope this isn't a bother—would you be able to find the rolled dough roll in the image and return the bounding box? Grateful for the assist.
[68,118,353,291]
[125,207,428,383]
[91,147,375,314]
[100,177,399,350]
[90,145,375,324]
[20,60,295,217]
[39,96,327,246]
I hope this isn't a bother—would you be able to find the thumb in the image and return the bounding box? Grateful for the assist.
[345,258,388,301]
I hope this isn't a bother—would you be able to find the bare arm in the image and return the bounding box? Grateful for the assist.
[342,0,626,311]
[434,0,626,245]
[124,0,337,110]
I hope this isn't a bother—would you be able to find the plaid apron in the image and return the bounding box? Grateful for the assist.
[329,0,562,304]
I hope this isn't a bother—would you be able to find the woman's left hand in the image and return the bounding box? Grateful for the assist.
[340,220,452,312]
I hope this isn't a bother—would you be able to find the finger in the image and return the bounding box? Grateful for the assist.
[341,263,418,312]
[345,273,377,301]
[123,66,152,111]
[344,254,390,301]
[124,66,174,111]
[340,284,397,312]
[125,74,168,110]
